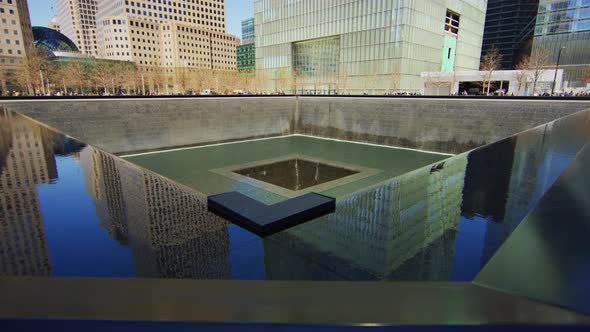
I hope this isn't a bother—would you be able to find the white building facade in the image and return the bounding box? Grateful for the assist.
[56,0,98,56]
[420,69,565,95]
[254,0,488,94]
[96,0,237,72]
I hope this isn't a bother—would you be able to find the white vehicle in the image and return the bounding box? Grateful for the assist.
[201,89,212,95]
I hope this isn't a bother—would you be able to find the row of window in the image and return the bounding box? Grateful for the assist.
[126,0,223,15]
[0,48,22,55]
[0,7,15,14]
[1,38,21,45]
[125,7,224,28]
[0,17,16,24]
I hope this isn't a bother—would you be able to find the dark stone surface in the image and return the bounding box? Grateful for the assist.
[207,192,336,236]
[1,97,589,155]
[297,97,590,154]
[0,97,295,154]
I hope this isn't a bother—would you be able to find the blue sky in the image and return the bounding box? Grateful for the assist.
[27,0,253,39]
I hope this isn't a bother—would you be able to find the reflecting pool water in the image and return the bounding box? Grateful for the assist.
[235,158,359,191]
[1,110,588,281]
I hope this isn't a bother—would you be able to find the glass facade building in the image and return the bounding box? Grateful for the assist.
[32,26,80,56]
[253,0,487,93]
[237,18,256,72]
[481,0,539,69]
[534,0,590,88]
[242,17,255,44]
[237,43,255,72]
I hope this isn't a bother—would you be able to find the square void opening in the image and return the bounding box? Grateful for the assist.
[234,158,359,191]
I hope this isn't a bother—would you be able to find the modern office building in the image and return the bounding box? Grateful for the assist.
[237,42,255,72]
[56,0,98,56]
[237,17,255,72]
[533,0,590,89]
[95,0,237,89]
[0,0,34,86]
[242,17,254,44]
[254,0,487,93]
[481,0,539,69]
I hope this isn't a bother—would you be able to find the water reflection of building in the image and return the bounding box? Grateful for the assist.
[83,147,231,279]
[80,147,129,245]
[460,113,589,272]
[265,155,467,281]
[461,138,517,267]
[0,113,57,276]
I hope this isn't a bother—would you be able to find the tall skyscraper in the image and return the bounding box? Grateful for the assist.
[94,0,237,87]
[254,0,487,93]
[533,0,590,88]
[0,0,34,88]
[481,0,540,69]
[56,0,98,56]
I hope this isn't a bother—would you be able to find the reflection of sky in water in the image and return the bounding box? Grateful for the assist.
[228,225,265,280]
[38,156,135,277]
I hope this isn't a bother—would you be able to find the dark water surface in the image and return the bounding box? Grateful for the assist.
[1,110,588,281]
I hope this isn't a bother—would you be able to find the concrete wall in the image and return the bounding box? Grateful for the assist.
[297,97,590,153]
[0,97,295,154]
[1,97,589,155]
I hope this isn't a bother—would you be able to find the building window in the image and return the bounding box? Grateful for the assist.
[445,9,460,35]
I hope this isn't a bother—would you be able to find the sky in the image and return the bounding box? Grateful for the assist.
[26,0,254,39]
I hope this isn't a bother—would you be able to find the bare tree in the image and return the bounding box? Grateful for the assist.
[151,64,165,95]
[423,72,451,95]
[175,66,188,94]
[480,47,503,95]
[0,68,8,95]
[63,60,90,94]
[91,61,114,95]
[579,66,590,87]
[389,71,401,95]
[291,68,302,95]
[15,49,50,95]
[528,47,552,95]
[514,57,531,96]
[276,67,290,93]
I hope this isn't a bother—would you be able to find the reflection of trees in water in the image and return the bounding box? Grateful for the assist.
[82,147,231,279]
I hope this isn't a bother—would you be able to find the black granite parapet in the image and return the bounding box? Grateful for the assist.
[207,192,336,237]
